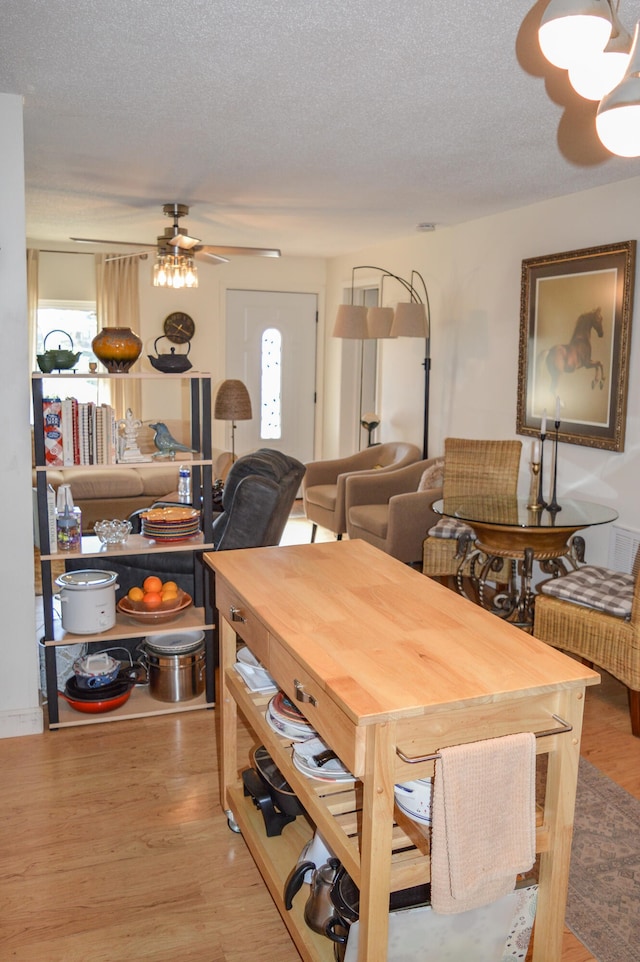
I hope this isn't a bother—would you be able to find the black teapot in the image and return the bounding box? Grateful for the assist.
[148,335,192,373]
[36,330,82,373]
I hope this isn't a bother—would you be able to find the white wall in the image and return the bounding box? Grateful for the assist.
[325,176,640,567]
[0,94,42,737]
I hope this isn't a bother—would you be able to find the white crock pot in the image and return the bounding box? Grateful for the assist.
[55,569,119,634]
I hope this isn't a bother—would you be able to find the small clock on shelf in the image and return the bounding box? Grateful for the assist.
[163,312,195,344]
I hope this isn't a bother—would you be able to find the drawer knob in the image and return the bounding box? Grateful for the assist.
[230,606,246,624]
[294,678,317,707]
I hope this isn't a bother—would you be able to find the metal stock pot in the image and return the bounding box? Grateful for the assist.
[143,631,205,702]
[55,570,119,634]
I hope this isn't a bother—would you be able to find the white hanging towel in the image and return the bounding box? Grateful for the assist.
[430,731,536,914]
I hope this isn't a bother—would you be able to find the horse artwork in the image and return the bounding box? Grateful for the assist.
[543,306,605,394]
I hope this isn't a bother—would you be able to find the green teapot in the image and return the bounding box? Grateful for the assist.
[36,330,82,373]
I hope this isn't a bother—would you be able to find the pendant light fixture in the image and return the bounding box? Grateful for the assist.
[539,0,613,69]
[596,21,640,155]
[568,2,632,99]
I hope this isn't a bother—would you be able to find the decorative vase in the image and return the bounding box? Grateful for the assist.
[91,327,143,373]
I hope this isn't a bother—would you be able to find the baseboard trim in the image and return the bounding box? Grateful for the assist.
[0,707,45,738]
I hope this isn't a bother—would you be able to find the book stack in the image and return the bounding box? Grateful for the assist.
[42,397,117,466]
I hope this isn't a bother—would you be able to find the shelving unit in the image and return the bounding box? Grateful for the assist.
[207,539,599,962]
[32,370,215,729]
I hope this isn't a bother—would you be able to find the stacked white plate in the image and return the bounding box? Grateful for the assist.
[292,736,355,783]
[265,691,317,741]
[234,646,277,693]
[394,778,433,825]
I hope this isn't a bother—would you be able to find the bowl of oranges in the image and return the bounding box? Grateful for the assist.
[116,576,192,625]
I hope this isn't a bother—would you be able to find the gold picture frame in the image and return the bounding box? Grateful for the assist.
[516,240,636,451]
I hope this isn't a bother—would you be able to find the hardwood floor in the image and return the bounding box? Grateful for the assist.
[11,518,640,961]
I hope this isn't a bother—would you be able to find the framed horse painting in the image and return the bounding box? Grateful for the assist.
[516,240,636,451]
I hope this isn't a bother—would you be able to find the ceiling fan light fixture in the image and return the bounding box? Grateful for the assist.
[539,0,613,69]
[153,252,198,289]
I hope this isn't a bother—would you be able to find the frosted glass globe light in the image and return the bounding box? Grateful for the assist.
[539,0,613,70]
[569,47,630,99]
[568,6,632,100]
[596,23,640,156]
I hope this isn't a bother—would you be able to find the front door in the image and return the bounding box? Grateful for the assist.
[225,289,317,464]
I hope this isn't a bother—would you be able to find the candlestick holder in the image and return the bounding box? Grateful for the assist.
[527,461,542,510]
[536,434,547,509]
[547,421,562,513]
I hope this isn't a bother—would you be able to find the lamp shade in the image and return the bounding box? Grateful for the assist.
[367,306,395,338]
[539,0,612,69]
[596,22,640,156]
[333,304,369,338]
[214,379,253,421]
[390,302,430,338]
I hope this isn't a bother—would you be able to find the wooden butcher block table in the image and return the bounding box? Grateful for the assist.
[206,539,598,962]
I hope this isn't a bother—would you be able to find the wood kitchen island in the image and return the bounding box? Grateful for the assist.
[206,539,599,962]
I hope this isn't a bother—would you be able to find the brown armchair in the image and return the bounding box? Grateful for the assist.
[345,457,443,565]
[302,441,422,541]
[534,559,640,737]
[422,437,522,579]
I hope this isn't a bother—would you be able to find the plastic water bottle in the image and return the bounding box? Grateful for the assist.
[178,465,191,504]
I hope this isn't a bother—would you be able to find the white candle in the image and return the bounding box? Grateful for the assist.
[541,409,547,436]
[555,396,561,422]
[532,440,540,462]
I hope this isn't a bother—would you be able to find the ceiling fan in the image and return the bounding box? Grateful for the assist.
[70,202,281,265]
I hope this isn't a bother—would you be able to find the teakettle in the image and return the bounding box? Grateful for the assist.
[148,335,192,373]
[284,856,342,935]
[36,330,82,372]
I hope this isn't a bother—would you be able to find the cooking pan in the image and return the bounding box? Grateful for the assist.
[60,674,135,713]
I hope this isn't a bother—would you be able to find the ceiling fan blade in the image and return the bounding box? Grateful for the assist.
[71,237,153,247]
[167,233,201,250]
[199,245,281,258]
[197,250,230,264]
[105,251,152,262]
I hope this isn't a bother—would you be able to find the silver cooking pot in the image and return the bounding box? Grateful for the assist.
[142,631,205,702]
[55,570,119,634]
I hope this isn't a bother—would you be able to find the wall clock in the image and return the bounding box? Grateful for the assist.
[163,312,195,344]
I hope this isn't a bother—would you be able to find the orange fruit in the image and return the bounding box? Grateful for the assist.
[143,576,163,594]
[127,586,144,603]
[142,591,163,610]
[161,586,179,602]
[162,581,178,594]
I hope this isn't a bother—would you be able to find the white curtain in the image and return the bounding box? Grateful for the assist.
[95,254,142,418]
[27,248,39,376]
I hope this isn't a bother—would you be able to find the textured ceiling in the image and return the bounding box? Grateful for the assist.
[3,0,640,258]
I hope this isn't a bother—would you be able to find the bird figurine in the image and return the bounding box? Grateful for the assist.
[149,422,197,459]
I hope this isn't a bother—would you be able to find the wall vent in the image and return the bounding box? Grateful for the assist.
[608,524,640,575]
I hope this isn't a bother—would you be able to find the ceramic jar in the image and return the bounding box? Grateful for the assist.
[91,326,143,373]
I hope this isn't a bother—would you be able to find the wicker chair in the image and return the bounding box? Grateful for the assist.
[534,560,640,737]
[422,437,522,580]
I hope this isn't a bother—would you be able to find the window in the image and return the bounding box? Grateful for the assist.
[260,327,282,439]
[37,301,106,405]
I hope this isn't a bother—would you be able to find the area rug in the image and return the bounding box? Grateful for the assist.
[567,757,640,962]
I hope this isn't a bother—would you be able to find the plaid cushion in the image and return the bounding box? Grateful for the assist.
[427,518,475,540]
[540,565,633,619]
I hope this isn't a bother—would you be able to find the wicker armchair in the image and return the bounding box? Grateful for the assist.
[534,561,640,737]
[422,437,522,579]
[302,441,422,541]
